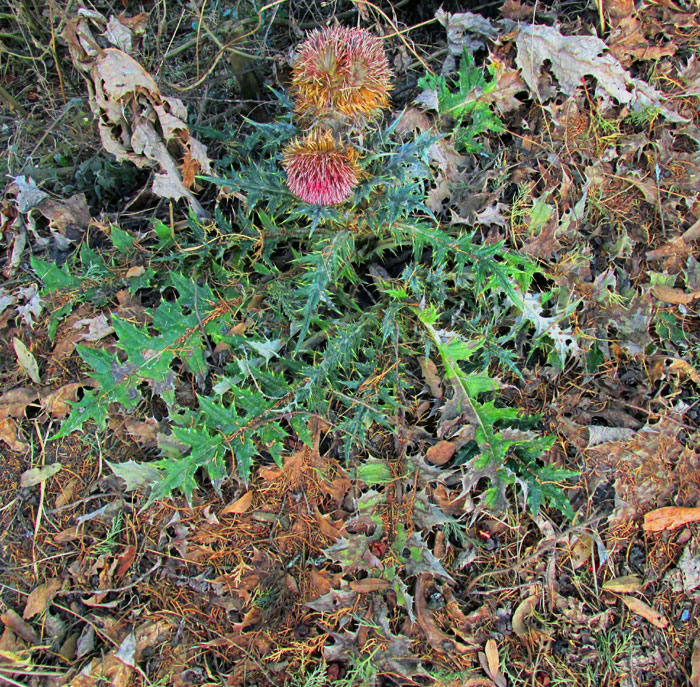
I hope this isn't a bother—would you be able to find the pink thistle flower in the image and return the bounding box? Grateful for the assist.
[291,25,393,119]
[283,128,361,206]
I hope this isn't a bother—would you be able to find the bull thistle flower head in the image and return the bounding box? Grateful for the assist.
[283,128,361,206]
[291,25,393,120]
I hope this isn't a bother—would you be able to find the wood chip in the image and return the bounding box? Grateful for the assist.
[349,578,390,593]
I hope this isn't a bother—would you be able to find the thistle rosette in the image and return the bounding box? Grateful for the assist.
[283,128,361,206]
[291,25,393,120]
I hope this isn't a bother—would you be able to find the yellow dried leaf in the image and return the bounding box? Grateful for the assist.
[602,575,643,593]
[570,533,593,569]
[23,578,62,619]
[620,596,668,628]
[667,358,700,385]
[691,638,700,687]
[221,491,253,514]
[643,506,700,532]
[125,265,145,278]
[485,638,500,678]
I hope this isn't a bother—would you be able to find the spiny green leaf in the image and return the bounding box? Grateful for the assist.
[31,256,81,292]
[52,390,109,439]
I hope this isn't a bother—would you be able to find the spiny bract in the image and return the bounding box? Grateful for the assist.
[291,25,393,120]
[282,128,361,206]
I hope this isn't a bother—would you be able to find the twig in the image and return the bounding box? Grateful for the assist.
[193,276,216,361]
[66,559,162,595]
[0,83,27,117]
[32,420,48,580]
[18,98,83,176]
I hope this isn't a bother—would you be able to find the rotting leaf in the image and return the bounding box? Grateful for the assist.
[323,535,382,573]
[8,176,90,242]
[415,574,474,655]
[13,338,40,384]
[419,356,443,399]
[515,24,686,123]
[63,14,212,218]
[305,589,357,613]
[20,463,62,488]
[403,532,454,581]
[0,388,38,418]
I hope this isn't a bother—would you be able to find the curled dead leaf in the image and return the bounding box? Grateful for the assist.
[63,13,212,218]
[40,383,83,419]
[0,417,28,452]
[1,609,41,645]
[415,574,474,655]
[426,440,457,466]
[314,508,343,541]
[570,533,593,569]
[512,594,539,642]
[652,284,700,305]
[667,358,700,385]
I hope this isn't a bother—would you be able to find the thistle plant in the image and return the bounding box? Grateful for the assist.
[46,26,577,518]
